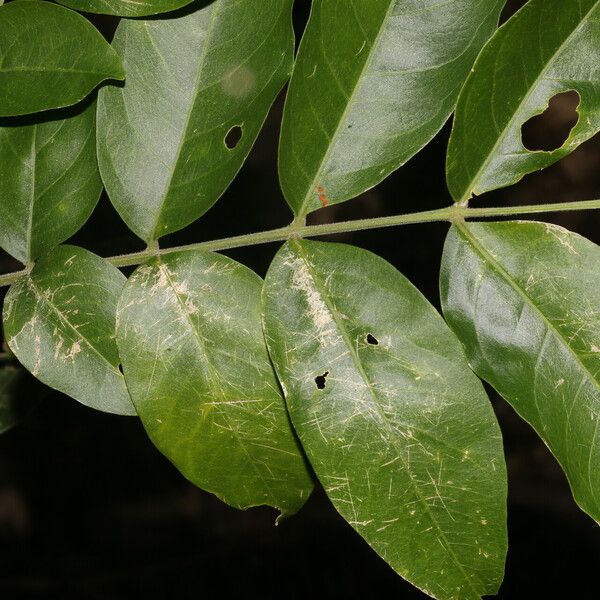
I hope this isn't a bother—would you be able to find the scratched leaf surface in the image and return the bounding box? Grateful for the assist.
[2,246,135,415]
[0,1,125,117]
[441,221,600,524]
[97,0,294,242]
[0,101,102,264]
[56,0,194,17]
[447,0,600,203]
[278,0,505,217]
[116,250,313,516]
[262,240,507,600]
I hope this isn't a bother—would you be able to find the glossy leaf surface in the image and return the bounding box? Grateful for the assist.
[0,1,125,117]
[2,246,135,415]
[441,221,600,523]
[279,0,505,216]
[0,101,102,264]
[116,250,313,516]
[57,0,194,17]
[97,0,293,242]
[263,239,507,600]
[447,0,600,203]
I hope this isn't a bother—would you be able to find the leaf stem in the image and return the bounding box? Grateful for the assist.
[0,198,598,288]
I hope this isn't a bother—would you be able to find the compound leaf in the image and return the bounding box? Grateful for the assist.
[56,0,195,17]
[447,0,600,203]
[0,100,102,264]
[2,245,135,415]
[0,1,125,117]
[97,0,294,242]
[263,239,507,600]
[279,0,505,217]
[441,221,600,524]
[116,250,313,516]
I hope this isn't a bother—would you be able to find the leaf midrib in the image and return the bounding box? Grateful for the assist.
[25,276,121,377]
[147,4,223,241]
[296,0,396,217]
[155,257,280,506]
[457,221,600,516]
[456,221,600,397]
[293,240,482,598]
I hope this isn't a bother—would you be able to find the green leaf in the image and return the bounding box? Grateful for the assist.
[56,0,194,17]
[0,100,102,264]
[447,0,600,203]
[0,1,125,117]
[262,239,507,600]
[278,0,505,217]
[441,221,600,524]
[116,250,313,516]
[97,0,294,242]
[2,245,135,416]
[0,365,39,434]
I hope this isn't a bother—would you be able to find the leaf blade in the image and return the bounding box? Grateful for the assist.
[0,101,102,264]
[263,239,507,600]
[441,221,600,523]
[279,0,505,216]
[447,0,600,202]
[97,0,294,242]
[2,246,134,415]
[0,1,125,117]
[116,250,313,515]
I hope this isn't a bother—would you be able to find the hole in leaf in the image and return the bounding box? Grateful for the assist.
[499,0,528,25]
[366,333,379,346]
[225,125,243,149]
[521,90,580,152]
[314,371,329,390]
[118,364,124,374]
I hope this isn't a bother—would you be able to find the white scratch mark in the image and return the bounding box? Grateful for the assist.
[288,256,336,346]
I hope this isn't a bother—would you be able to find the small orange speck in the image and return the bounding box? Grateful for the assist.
[316,185,328,207]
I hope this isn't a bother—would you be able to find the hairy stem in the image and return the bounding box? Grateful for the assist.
[0,199,598,288]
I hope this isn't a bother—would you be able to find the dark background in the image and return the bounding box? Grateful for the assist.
[1,1,599,598]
